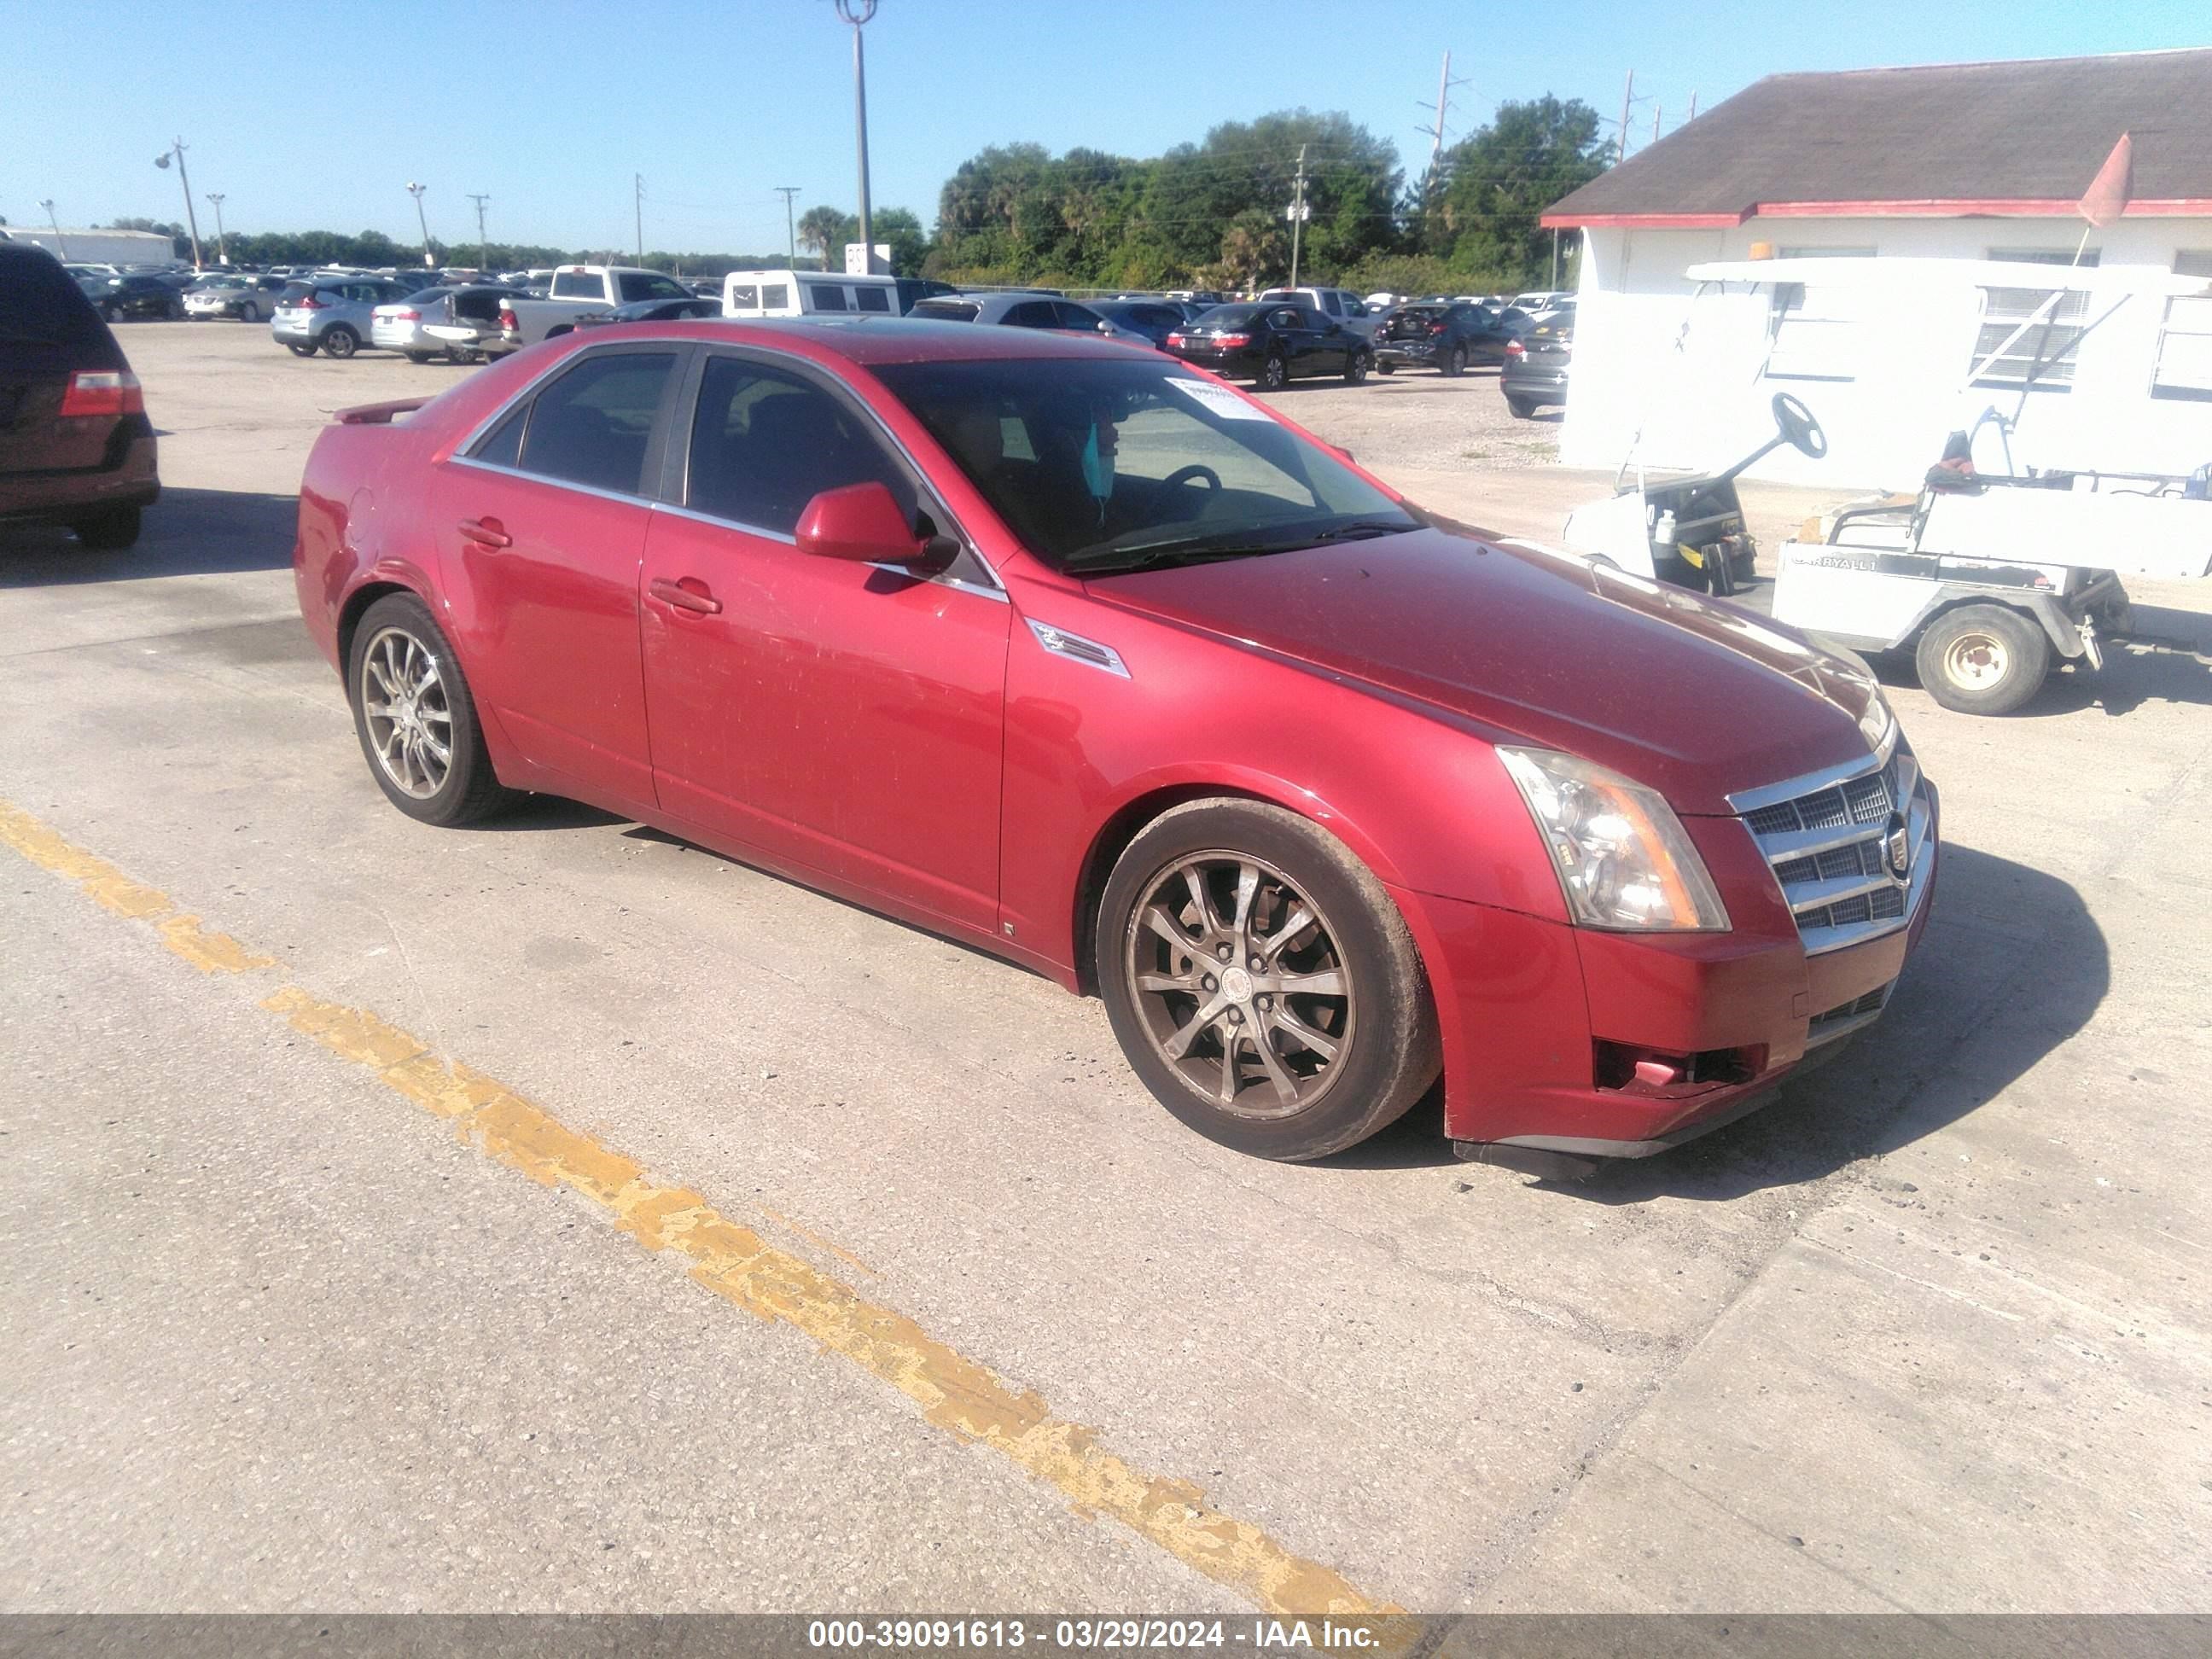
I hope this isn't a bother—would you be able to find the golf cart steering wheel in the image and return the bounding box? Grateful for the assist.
[1772,393,1827,460]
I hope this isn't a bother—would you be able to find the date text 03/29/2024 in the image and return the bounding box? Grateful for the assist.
[806,1617,1396,1651]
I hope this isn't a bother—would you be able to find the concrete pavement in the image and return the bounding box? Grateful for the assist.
[3,324,2207,1617]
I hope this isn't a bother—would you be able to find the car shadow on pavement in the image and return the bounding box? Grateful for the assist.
[0,486,300,586]
[1322,842,2105,1192]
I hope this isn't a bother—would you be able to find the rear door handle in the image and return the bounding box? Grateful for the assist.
[649,576,723,616]
[457,517,511,549]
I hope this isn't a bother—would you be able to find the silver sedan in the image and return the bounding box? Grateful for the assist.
[370,285,527,364]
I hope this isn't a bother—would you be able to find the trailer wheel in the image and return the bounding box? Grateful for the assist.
[1915,604,2052,716]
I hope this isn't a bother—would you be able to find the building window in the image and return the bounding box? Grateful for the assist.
[1971,248,2098,392]
[1775,247,1877,259]
[2153,251,2212,402]
[1766,283,1862,381]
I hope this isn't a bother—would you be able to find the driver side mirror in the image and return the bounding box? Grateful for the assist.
[795,481,955,573]
[1097,320,1115,335]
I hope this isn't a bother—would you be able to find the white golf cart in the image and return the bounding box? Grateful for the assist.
[1697,257,2212,714]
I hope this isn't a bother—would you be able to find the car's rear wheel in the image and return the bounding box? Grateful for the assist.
[346,594,518,826]
[1914,603,2052,716]
[73,505,142,550]
[322,325,359,359]
[405,351,434,364]
[1097,799,1441,1161]
[238,301,260,323]
[1375,360,1396,375]
[1505,395,1536,418]
[1441,344,1468,376]
[1258,352,1289,392]
[285,342,317,357]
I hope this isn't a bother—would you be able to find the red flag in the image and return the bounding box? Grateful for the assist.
[2078,132,2133,228]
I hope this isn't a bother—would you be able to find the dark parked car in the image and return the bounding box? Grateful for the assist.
[1088,299,1189,347]
[91,272,186,323]
[1162,302,1371,389]
[1501,306,1574,417]
[574,295,725,329]
[0,245,159,549]
[1371,302,1519,375]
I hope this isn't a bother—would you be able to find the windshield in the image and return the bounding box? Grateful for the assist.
[871,357,1419,574]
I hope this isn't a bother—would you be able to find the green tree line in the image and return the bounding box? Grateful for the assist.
[99,96,1605,292]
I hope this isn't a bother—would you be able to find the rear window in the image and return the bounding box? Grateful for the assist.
[277,282,312,303]
[760,283,789,310]
[1198,305,1264,328]
[911,300,980,322]
[727,283,759,309]
[0,251,114,362]
[550,270,603,300]
[804,282,848,312]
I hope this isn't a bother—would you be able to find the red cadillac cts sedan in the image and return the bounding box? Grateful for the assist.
[294,319,1936,1171]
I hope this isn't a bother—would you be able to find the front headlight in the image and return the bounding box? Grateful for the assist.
[1497,748,1731,932]
[1856,687,1895,754]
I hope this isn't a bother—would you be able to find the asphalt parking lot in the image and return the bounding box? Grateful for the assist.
[4,321,2210,1621]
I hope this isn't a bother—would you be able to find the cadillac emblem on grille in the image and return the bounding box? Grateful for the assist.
[1884,814,1912,881]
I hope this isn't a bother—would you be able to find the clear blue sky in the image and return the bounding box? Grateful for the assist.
[6,0,2203,254]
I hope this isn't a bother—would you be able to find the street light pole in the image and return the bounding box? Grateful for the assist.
[205,193,227,265]
[835,0,876,272]
[468,194,491,272]
[39,200,69,260]
[153,140,205,269]
[776,186,800,266]
[634,173,645,262]
[406,182,434,269]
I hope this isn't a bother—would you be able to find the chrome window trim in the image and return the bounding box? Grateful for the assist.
[1726,723,1898,815]
[445,453,656,509]
[647,504,1008,604]
[1025,618,1130,678]
[652,498,796,544]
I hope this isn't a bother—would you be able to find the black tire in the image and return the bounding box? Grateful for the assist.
[1342,348,1370,385]
[1441,344,1468,377]
[346,593,519,826]
[1096,798,1441,1162]
[102,303,121,323]
[286,341,317,357]
[1375,360,1396,375]
[405,351,434,364]
[238,301,259,323]
[1505,395,1536,418]
[1913,604,2052,716]
[165,298,183,320]
[1257,352,1289,392]
[321,325,359,359]
[73,505,142,550]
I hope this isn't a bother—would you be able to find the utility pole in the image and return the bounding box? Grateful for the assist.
[836,0,877,271]
[1414,49,1473,221]
[467,193,491,271]
[1616,70,1635,166]
[1687,90,1698,123]
[39,200,68,259]
[205,193,227,264]
[633,173,646,261]
[1653,102,1662,146]
[405,182,434,268]
[776,186,801,265]
[1287,143,1309,288]
[153,140,204,269]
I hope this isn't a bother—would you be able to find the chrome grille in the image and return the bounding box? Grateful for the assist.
[1732,731,1931,957]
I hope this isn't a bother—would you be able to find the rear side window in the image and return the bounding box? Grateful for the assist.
[1053,302,1103,331]
[727,283,759,309]
[1005,301,1058,328]
[760,283,789,311]
[0,252,112,359]
[854,286,891,313]
[686,355,910,535]
[804,282,848,312]
[512,352,676,495]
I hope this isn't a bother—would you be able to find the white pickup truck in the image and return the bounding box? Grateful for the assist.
[486,264,700,354]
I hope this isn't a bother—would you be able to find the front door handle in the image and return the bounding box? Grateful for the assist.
[649,576,722,615]
[457,516,511,549]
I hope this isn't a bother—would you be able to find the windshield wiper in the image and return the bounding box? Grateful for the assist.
[1068,518,1417,573]
[1307,521,1414,542]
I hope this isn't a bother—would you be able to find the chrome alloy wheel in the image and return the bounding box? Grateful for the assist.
[359,626,454,799]
[1942,630,2010,690]
[1122,851,1354,1119]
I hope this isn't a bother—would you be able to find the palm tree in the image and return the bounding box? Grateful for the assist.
[796,205,847,271]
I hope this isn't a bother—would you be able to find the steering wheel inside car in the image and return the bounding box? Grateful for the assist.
[1157,464,1224,517]
[1771,392,1828,460]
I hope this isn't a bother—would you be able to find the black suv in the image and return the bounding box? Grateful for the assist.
[92,272,187,323]
[1,246,160,549]
[1371,302,1518,375]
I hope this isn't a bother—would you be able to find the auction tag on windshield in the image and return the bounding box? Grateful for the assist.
[1167,378,1271,422]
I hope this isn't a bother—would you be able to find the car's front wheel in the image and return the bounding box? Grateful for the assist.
[1441,344,1469,376]
[1097,799,1441,1161]
[346,593,518,825]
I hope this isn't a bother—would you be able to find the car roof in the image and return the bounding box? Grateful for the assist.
[567,316,1156,366]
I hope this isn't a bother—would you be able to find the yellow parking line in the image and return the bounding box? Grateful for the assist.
[3,799,1400,1621]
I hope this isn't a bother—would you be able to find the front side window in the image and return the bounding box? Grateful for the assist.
[685,356,911,535]
[511,351,676,495]
[875,358,1417,573]
[855,286,892,313]
[620,272,690,302]
[2154,251,2212,402]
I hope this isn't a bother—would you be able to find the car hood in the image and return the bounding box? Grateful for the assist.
[1081,528,1882,816]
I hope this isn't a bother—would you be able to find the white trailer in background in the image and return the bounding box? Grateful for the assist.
[0,226,182,266]
[1678,258,2212,714]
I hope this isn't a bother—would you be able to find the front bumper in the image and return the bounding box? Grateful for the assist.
[1421,782,1939,1165]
